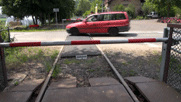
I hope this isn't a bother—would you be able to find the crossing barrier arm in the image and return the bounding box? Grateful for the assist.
[0,38,168,47]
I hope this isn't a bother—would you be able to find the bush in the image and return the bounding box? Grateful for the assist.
[0,21,9,41]
[125,4,136,18]
[83,10,91,18]
[113,4,125,11]
[142,0,156,16]
[135,16,144,20]
[9,21,21,27]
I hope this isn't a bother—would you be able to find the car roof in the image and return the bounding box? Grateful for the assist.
[89,11,126,16]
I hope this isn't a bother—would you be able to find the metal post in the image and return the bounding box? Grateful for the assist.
[163,27,173,83]
[0,32,7,92]
[160,27,169,81]
[8,27,10,42]
[160,27,173,83]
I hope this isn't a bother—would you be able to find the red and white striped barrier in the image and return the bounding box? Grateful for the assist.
[0,38,168,47]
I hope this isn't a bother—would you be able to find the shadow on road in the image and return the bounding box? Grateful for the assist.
[69,33,138,37]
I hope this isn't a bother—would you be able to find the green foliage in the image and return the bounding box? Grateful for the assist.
[76,0,91,16]
[89,0,103,13]
[142,0,157,16]
[2,0,75,25]
[88,69,95,72]
[135,16,144,20]
[173,6,181,18]
[14,81,19,86]
[45,61,52,72]
[51,50,59,60]
[147,0,181,17]
[52,65,61,78]
[125,4,136,18]
[0,21,9,41]
[113,4,125,11]
[83,10,91,18]
[63,59,81,64]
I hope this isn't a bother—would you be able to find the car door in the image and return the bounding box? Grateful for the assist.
[96,14,112,33]
[80,15,99,33]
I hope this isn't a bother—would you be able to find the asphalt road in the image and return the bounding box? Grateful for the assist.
[10,19,167,47]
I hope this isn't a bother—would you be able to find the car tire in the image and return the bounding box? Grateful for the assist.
[71,28,79,36]
[109,28,118,36]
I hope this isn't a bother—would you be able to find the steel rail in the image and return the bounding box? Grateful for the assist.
[35,46,64,102]
[89,36,139,102]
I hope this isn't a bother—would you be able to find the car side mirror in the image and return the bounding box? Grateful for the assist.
[83,20,87,23]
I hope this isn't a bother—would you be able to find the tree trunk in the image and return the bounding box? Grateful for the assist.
[167,6,170,17]
[35,16,38,25]
[40,13,44,26]
[44,14,46,25]
[49,13,50,25]
[32,16,35,25]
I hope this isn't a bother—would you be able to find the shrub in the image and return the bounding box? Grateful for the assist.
[9,21,21,27]
[0,21,9,41]
[142,0,156,15]
[83,10,91,18]
[135,16,144,20]
[125,4,136,18]
[113,4,125,11]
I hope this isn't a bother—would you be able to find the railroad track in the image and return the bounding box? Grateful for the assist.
[31,35,140,102]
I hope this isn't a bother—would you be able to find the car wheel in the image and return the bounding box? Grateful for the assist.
[109,28,118,36]
[71,28,79,36]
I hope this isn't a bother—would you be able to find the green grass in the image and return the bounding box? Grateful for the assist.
[51,50,59,60]
[11,28,65,32]
[86,58,96,64]
[14,81,19,86]
[88,69,95,72]
[129,70,137,76]
[122,62,128,65]
[52,65,61,78]
[5,47,60,69]
[45,62,52,72]
[63,59,81,64]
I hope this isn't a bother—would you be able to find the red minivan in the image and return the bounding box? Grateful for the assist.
[66,12,130,36]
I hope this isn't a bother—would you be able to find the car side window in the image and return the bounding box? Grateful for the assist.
[111,14,126,20]
[97,15,104,21]
[103,14,111,21]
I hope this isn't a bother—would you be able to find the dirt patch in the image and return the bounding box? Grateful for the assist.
[99,44,162,80]
[55,56,116,87]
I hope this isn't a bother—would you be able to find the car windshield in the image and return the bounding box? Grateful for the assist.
[86,15,98,22]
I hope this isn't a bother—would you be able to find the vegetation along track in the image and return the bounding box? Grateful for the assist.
[29,35,149,102]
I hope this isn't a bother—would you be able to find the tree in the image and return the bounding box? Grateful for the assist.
[113,4,125,11]
[125,4,136,18]
[149,0,181,17]
[89,0,103,13]
[142,0,157,16]
[76,0,91,16]
[1,0,75,25]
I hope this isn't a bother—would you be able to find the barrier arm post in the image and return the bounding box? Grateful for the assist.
[160,27,173,82]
